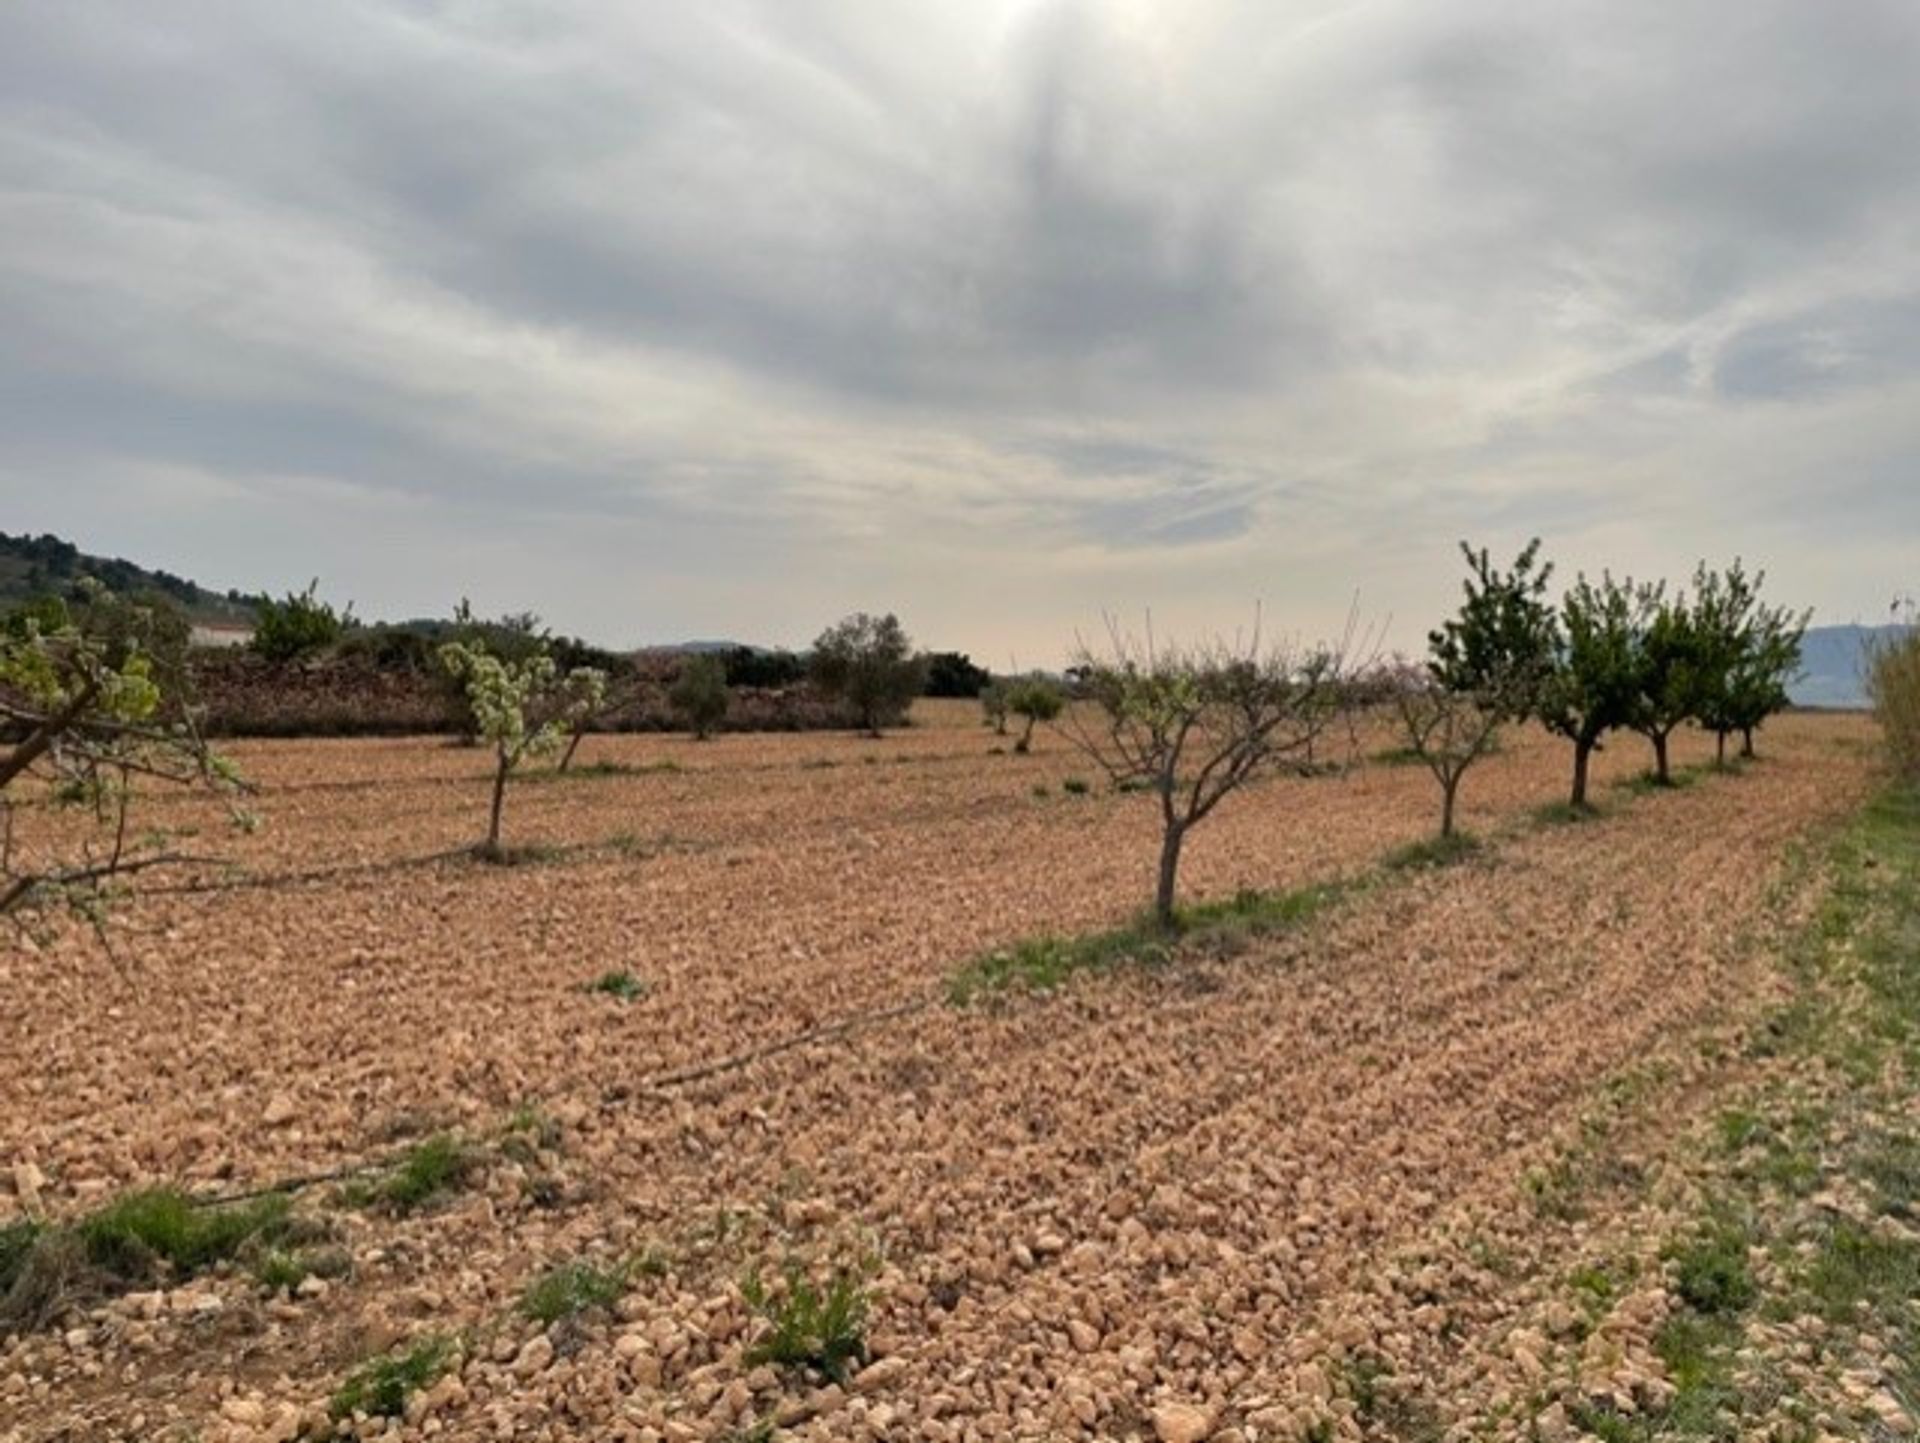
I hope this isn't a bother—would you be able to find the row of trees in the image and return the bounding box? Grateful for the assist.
[0,545,1835,927]
[1406,543,1807,833]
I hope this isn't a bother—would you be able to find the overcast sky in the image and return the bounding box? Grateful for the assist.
[2,2,1915,661]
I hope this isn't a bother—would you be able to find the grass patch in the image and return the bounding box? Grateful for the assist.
[1611,764,1704,796]
[331,1335,456,1420]
[585,969,647,1001]
[521,1257,630,1324]
[946,881,1349,1004]
[76,1188,290,1280]
[341,1134,478,1214]
[1382,832,1480,871]
[1061,776,1091,796]
[742,1261,871,1384]
[2,1188,298,1333]
[529,759,682,782]
[1531,800,1603,826]
[1369,745,1428,767]
[1667,1210,1757,1314]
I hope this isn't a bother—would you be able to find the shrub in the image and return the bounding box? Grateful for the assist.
[1867,600,1920,779]
[809,613,927,737]
[667,654,729,740]
[251,580,349,662]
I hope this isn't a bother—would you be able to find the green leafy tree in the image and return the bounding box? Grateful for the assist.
[1,584,243,919]
[1006,675,1065,754]
[1720,601,1808,759]
[1689,561,1761,766]
[668,654,729,740]
[251,580,351,662]
[1626,583,1705,786]
[1429,539,1559,721]
[439,639,606,859]
[1539,574,1649,808]
[1064,618,1353,929]
[1408,540,1560,836]
[809,613,928,737]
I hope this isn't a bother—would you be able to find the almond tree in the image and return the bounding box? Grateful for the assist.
[1,584,244,920]
[440,639,606,859]
[1063,615,1355,930]
[1391,667,1502,840]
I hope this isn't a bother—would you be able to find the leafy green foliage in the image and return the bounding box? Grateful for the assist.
[1428,538,1558,720]
[1539,573,1650,807]
[667,653,729,739]
[809,612,927,736]
[251,580,350,662]
[741,1261,871,1383]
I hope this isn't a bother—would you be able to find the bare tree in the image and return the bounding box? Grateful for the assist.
[1062,612,1359,930]
[1387,665,1501,839]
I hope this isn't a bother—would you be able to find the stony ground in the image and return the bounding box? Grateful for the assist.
[0,705,1889,1442]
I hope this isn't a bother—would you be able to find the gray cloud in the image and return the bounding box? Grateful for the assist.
[2,1,1917,656]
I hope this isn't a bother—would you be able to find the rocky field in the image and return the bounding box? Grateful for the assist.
[0,704,1894,1442]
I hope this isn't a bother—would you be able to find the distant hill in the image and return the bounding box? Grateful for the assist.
[1792,624,1908,709]
[0,530,257,627]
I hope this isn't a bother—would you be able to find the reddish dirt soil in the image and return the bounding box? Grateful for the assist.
[0,705,1880,1442]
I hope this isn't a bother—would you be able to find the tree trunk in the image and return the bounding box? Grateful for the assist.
[1740,726,1755,759]
[1154,822,1186,931]
[558,729,584,772]
[1441,774,1460,838]
[1571,738,1593,808]
[486,753,508,856]
[1653,730,1671,786]
[1716,730,1727,766]
[1015,716,1036,754]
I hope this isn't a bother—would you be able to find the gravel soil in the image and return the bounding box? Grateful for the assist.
[0,704,1880,1441]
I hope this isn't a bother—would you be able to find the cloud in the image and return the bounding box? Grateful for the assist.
[1,0,1917,656]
